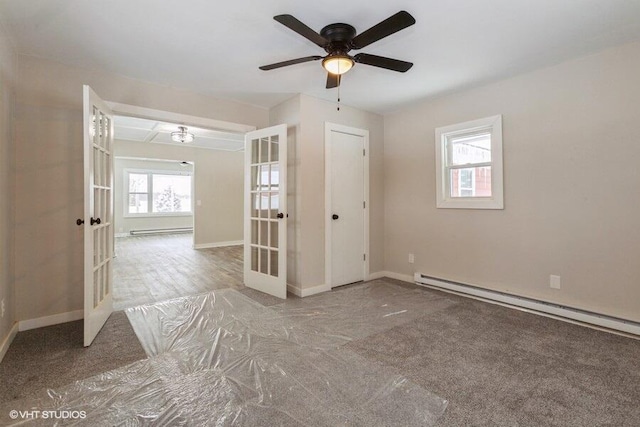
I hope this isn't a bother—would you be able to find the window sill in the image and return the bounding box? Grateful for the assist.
[123,213,194,218]
[436,198,504,210]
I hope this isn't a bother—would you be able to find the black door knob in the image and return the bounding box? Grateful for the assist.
[90,217,101,225]
[332,214,339,220]
[276,212,284,219]
[76,219,84,226]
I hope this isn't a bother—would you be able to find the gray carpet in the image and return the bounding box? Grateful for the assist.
[2,280,640,426]
[0,311,147,403]
[346,291,640,426]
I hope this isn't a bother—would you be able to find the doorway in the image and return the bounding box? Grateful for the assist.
[109,113,249,309]
[324,123,370,288]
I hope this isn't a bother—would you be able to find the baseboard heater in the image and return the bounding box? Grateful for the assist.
[414,273,640,337]
[129,227,193,236]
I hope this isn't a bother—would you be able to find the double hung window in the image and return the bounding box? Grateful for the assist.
[435,115,503,209]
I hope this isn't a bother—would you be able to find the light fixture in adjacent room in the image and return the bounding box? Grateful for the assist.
[322,54,354,75]
[171,126,194,143]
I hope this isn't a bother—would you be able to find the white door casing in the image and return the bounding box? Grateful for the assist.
[244,124,288,299]
[83,85,115,346]
[325,123,369,288]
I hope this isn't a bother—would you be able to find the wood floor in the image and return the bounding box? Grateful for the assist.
[112,233,243,310]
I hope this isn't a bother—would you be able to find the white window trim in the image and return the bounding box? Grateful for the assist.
[435,115,504,209]
[124,168,194,218]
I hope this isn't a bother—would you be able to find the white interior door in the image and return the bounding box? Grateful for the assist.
[244,124,287,298]
[83,85,114,346]
[325,124,369,288]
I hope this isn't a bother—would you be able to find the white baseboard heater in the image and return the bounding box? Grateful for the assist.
[130,227,193,236]
[414,273,640,337]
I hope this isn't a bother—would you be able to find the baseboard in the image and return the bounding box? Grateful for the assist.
[0,322,18,363]
[414,273,640,338]
[287,283,302,297]
[379,271,414,284]
[194,240,243,249]
[19,309,84,332]
[287,283,331,298]
[367,271,386,281]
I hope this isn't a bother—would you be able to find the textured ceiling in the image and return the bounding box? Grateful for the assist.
[1,0,640,113]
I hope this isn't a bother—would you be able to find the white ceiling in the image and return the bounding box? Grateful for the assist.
[114,116,244,151]
[1,0,640,113]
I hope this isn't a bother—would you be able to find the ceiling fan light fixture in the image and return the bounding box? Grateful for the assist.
[322,55,354,75]
[171,126,194,143]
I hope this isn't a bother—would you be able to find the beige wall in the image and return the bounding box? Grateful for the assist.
[384,41,640,323]
[113,157,194,235]
[14,55,268,322]
[270,94,385,290]
[114,141,243,246]
[0,22,16,348]
[8,32,638,330]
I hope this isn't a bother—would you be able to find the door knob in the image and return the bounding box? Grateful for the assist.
[76,219,84,226]
[276,212,284,219]
[332,214,339,220]
[90,217,101,225]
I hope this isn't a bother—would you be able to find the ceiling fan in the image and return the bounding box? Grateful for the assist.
[259,11,416,89]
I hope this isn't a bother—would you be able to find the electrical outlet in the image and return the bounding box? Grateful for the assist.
[550,275,561,290]
[1,298,5,318]
[408,253,415,264]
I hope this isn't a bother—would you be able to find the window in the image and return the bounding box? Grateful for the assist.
[435,115,503,209]
[125,170,193,216]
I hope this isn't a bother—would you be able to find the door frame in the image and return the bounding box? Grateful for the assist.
[105,101,256,248]
[106,102,256,134]
[324,122,370,289]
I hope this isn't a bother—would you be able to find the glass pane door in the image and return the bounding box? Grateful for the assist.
[244,125,287,298]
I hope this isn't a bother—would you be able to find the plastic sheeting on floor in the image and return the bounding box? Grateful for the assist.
[127,281,457,355]
[2,281,451,426]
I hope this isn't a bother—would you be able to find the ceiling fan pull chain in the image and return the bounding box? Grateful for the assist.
[337,81,341,111]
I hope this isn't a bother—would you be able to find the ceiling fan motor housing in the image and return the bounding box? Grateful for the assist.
[320,23,357,54]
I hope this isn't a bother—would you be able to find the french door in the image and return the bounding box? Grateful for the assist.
[244,124,287,298]
[82,86,114,346]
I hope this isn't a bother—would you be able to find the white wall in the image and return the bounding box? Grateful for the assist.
[13,54,268,323]
[384,41,640,323]
[0,21,16,351]
[270,94,385,291]
[113,157,194,235]
[114,140,244,246]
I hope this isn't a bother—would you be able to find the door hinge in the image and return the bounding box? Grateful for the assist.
[363,253,366,261]
[363,201,366,209]
[363,149,366,156]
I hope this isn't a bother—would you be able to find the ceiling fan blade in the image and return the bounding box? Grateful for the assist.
[326,73,341,89]
[259,56,323,71]
[274,15,329,48]
[351,11,416,49]
[354,53,413,72]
